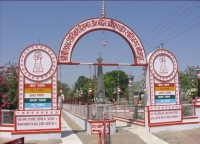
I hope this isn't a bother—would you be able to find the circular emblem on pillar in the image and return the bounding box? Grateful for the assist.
[19,44,57,81]
[149,49,178,81]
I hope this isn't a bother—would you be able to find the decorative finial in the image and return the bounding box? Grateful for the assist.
[101,0,106,18]
[98,52,101,58]
[160,43,163,49]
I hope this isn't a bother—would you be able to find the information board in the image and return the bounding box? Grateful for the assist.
[16,115,59,130]
[24,82,52,110]
[154,83,176,105]
[150,110,182,123]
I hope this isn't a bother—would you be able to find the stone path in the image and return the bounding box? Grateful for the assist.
[153,128,200,144]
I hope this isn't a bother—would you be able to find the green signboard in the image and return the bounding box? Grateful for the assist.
[24,98,51,103]
[155,95,175,99]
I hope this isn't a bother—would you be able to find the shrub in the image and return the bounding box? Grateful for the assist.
[0,63,18,109]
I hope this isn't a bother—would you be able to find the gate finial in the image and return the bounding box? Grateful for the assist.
[101,0,106,18]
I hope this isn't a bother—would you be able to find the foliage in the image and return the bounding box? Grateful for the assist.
[179,66,198,99]
[82,79,95,94]
[82,79,95,102]
[69,70,144,102]
[0,62,73,109]
[132,81,144,95]
[179,66,197,92]
[69,70,129,101]
[182,106,193,116]
[186,88,197,99]
[0,63,18,109]
[70,76,90,98]
[74,76,90,90]
[103,70,128,100]
[57,81,71,98]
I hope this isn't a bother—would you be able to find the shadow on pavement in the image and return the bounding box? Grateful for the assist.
[61,129,86,138]
[61,130,74,138]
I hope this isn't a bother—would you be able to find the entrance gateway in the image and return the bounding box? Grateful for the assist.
[13,3,184,140]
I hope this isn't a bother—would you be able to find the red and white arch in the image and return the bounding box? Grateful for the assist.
[58,17,147,66]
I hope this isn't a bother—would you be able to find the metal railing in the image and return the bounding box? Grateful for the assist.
[113,105,145,121]
[63,104,195,122]
[113,106,134,118]
[182,104,194,117]
[63,104,113,120]
[1,109,14,124]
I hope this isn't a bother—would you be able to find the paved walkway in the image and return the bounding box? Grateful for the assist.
[61,110,146,144]
[153,129,200,144]
[1,110,200,144]
[116,120,167,144]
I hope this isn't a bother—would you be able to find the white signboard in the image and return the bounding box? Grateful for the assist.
[91,122,109,134]
[150,110,182,123]
[16,116,59,130]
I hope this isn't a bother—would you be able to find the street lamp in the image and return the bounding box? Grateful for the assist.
[127,74,134,107]
[79,88,83,105]
[88,88,92,94]
[196,65,200,98]
[80,88,83,95]
[88,88,93,104]
[76,90,79,96]
[191,79,196,100]
[60,89,64,102]
[178,76,182,104]
[117,86,121,105]
[87,88,93,119]
[139,87,142,102]
[58,89,64,109]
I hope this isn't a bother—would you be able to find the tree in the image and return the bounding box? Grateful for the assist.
[69,76,90,98]
[179,66,198,99]
[74,76,90,90]
[179,66,197,91]
[81,79,95,102]
[103,70,128,99]
[133,80,144,95]
[57,81,71,98]
[82,79,95,93]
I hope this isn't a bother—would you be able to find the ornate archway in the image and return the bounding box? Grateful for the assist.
[58,17,147,66]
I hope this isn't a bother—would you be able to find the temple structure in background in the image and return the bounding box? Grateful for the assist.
[96,53,105,104]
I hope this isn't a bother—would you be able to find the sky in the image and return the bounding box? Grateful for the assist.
[1,1,200,88]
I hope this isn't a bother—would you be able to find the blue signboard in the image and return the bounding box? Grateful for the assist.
[25,103,51,109]
[156,99,176,104]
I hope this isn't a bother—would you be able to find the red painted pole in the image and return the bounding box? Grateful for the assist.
[104,113,106,144]
[0,107,1,124]
[98,131,102,144]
